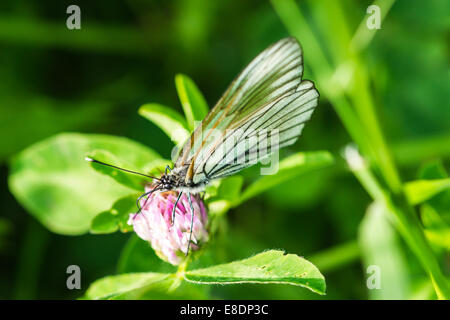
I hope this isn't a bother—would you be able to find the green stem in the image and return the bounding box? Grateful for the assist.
[169,257,190,292]
[349,0,397,52]
[387,195,450,299]
[273,0,450,299]
[270,0,375,162]
[350,157,450,299]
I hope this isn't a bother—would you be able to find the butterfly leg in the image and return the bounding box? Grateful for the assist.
[171,191,183,226]
[186,193,195,256]
[136,191,151,214]
[133,186,162,220]
[133,191,152,221]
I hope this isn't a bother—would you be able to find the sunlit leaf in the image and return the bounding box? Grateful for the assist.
[83,273,208,300]
[142,158,173,177]
[184,250,326,295]
[410,279,436,300]
[424,229,450,251]
[139,103,190,146]
[404,178,450,205]
[8,133,158,235]
[87,150,150,191]
[90,211,119,234]
[90,194,140,234]
[421,204,450,251]
[83,272,170,300]
[417,160,450,221]
[206,176,244,216]
[175,74,209,130]
[110,278,209,300]
[216,176,244,203]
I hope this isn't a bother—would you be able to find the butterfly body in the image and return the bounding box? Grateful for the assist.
[159,171,208,193]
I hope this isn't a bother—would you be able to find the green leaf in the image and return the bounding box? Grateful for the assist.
[239,151,334,204]
[87,150,148,191]
[424,229,450,251]
[90,194,140,234]
[418,159,448,180]
[90,211,119,234]
[421,204,447,230]
[417,160,450,222]
[206,176,244,216]
[410,279,436,300]
[175,74,209,130]
[139,103,190,146]
[8,133,158,235]
[83,272,170,300]
[404,178,450,205]
[216,176,244,203]
[109,278,208,300]
[421,204,450,251]
[142,158,173,177]
[184,250,326,295]
[83,273,208,300]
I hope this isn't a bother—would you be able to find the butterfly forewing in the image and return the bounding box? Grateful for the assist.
[174,37,318,185]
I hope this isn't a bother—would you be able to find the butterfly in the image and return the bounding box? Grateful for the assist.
[87,37,319,254]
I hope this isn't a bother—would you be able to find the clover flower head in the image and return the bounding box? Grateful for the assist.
[128,184,209,265]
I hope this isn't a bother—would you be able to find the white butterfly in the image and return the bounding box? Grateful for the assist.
[88,37,319,253]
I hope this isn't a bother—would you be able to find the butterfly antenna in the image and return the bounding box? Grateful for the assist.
[85,157,161,181]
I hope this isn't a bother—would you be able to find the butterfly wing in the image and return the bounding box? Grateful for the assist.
[174,37,319,184]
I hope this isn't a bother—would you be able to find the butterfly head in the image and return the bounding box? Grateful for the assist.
[158,173,177,191]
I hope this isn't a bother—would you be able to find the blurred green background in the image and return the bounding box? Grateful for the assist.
[0,0,449,299]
